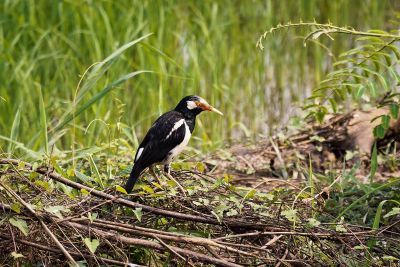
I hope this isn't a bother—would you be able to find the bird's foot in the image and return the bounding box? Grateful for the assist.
[150,166,167,188]
[164,172,187,197]
[163,164,171,175]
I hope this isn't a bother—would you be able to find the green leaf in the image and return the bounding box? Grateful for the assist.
[355,85,365,100]
[328,98,337,113]
[211,211,222,223]
[214,203,230,217]
[140,184,154,194]
[226,209,238,217]
[10,203,22,214]
[373,125,385,139]
[84,238,100,254]
[372,200,387,230]
[335,224,347,233]
[383,207,400,218]
[196,162,206,173]
[307,218,321,228]
[88,212,98,223]
[133,208,142,222]
[67,168,75,177]
[241,189,256,204]
[45,205,70,219]
[11,252,24,259]
[382,115,390,129]
[369,81,377,98]
[115,185,127,194]
[315,110,326,123]
[75,171,94,184]
[35,180,51,191]
[382,256,399,261]
[281,209,298,222]
[390,103,399,119]
[80,188,90,196]
[224,174,232,184]
[157,217,168,225]
[9,218,29,236]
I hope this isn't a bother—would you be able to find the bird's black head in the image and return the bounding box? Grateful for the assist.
[174,95,223,118]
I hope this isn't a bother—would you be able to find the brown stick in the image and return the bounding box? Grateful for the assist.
[0,158,270,230]
[0,180,78,267]
[62,220,242,267]
[152,235,195,267]
[73,218,267,259]
[0,234,131,266]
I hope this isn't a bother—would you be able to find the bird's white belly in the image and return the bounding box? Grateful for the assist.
[163,121,191,164]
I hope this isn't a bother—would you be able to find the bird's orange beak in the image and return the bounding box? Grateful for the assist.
[195,101,224,116]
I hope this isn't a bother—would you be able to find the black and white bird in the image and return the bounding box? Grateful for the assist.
[124,95,223,193]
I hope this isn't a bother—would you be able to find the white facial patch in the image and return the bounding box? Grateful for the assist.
[187,97,209,110]
[187,100,197,110]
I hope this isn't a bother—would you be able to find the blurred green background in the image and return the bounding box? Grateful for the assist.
[0,0,398,157]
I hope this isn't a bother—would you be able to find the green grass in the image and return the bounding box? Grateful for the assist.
[0,0,395,158]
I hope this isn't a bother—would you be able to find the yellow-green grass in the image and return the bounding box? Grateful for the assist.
[0,0,394,158]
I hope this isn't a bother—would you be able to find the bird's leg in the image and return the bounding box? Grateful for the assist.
[164,169,187,197]
[163,164,171,175]
[149,166,166,187]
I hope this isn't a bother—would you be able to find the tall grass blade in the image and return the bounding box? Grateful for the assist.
[76,33,153,103]
[335,178,400,221]
[7,108,21,155]
[369,142,378,183]
[0,135,41,159]
[53,70,153,132]
[38,86,48,155]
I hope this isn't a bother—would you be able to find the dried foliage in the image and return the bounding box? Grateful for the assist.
[1,153,399,266]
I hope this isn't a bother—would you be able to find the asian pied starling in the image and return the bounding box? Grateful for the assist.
[124,95,223,193]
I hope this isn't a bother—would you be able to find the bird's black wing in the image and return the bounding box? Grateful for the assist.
[133,111,187,168]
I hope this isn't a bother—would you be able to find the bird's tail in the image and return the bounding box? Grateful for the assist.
[124,164,143,194]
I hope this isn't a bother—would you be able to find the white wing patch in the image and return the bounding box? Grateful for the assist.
[135,147,144,162]
[165,119,185,140]
[163,121,191,164]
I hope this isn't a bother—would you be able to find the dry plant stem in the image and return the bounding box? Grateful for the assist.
[63,220,242,267]
[0,158,269,229]
[0,234,130,266]
[75,218,264,259]
[165,172,187,196]
[214,230,377,240]
[262,235,283,248]
[8,225,20,267]
[205,245,225,260]
[58,198,115,223]
[0,180,78,267]
[275,248,289,267]
[152,235,195,267]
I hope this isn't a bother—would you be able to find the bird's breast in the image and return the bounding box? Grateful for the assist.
[163,120,191,164]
